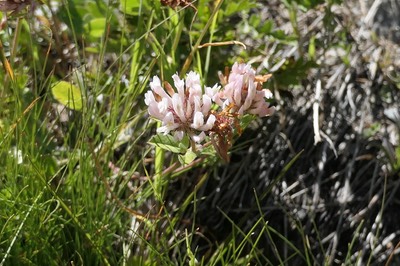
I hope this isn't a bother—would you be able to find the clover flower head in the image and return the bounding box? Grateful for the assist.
[145,72,217,143]
[220,62,274,117]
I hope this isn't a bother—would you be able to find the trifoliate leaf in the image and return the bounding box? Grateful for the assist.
[178,149,197,165]
[51,81,83,111]
[149,134,188,154]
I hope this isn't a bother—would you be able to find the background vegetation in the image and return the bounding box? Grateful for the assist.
[1,0,400,265]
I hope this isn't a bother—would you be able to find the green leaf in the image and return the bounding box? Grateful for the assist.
[273,58,318,87]
[223,1,257,17]
[260,20,273,34]
[84,47,100,53]
[84,18,106,38]
[87,2,107,18]
[178,149,197,165]
[148,134,189,154]
[270,30,298,43]
[0,188,12,200]
[51,81,83,111]
[249,14,261,28]
[120,0,141,16]
[239,114,255,131]
[308,35,316,60]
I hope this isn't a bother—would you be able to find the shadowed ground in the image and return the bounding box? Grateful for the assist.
[169,0,400,264]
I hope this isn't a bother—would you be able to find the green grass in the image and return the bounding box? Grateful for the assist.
[0,1,270,265]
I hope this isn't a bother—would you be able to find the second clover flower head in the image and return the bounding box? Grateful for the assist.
[218,62,275,117]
